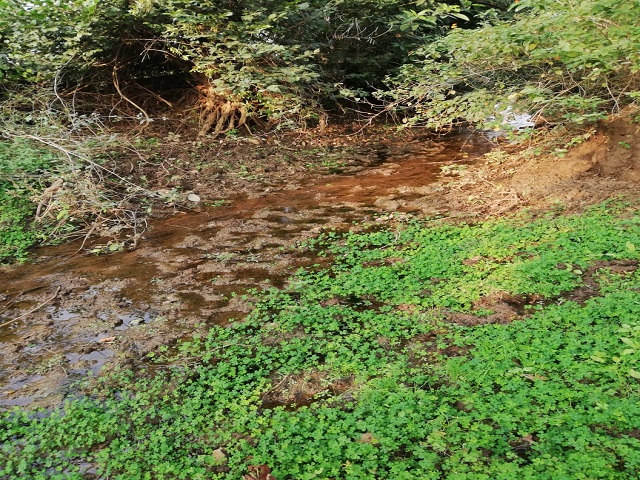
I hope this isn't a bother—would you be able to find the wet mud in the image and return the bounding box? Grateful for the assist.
[0,133,491,408]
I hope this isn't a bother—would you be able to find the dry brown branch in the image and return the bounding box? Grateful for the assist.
[11,133,158,197]
[490,190,522,215]
[112,66,151,125]
[0,287,61,329]
[34,178,64,222]
[0,286,48,314]
[5,133,166,251]
[131,82,173,108]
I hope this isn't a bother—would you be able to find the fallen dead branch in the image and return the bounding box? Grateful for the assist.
[5,132,168,251]
[112,64,151,126]
[0,286,61,329]
[0,285,49,313]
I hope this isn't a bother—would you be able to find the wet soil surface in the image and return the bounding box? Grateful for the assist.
[0,132,492,408]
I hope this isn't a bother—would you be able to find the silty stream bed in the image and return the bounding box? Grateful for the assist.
[0,133,492,408]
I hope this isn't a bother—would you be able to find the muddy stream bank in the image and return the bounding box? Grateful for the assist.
[0,133,492,408]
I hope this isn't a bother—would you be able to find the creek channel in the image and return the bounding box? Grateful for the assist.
[0,132,492,408]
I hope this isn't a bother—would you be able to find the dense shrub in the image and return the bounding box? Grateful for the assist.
[382,0,640,129]
[0,0,496,126]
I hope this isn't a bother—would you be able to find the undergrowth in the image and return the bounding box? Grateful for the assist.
[0,138,64,262]
[0,100,204,263]
[1,202,640,479]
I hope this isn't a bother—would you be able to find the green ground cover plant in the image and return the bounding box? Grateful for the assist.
[1,202,639,478]
[0,138,63,261]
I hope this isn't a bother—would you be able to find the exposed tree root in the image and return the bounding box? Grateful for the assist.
[197,85,248,137]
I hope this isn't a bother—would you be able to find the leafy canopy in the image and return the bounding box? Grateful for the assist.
[382,0,640,129]
[0,0,499,124]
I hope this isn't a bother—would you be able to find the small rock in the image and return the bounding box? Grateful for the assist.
[357,433,379,444]
[212,448,227,465]
[187,193,201,203]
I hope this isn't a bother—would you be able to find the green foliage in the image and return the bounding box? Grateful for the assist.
[303,202,640,310]
[143,0,485,120]
[2,202,640,478]
[0,0,124,85]
[0,0,507,125]
[383,0,640,129]
[0,138,61,261]
[10,0,636,131]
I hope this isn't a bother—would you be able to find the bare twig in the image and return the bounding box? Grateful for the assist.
[0,286,61,329]
[75,217,101,254]
[0,285,49,313]
[132,82,173,108]
[7,133,159,198]
[112,66,151,125]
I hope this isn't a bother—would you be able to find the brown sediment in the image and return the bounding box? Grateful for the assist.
[0,131,490,408]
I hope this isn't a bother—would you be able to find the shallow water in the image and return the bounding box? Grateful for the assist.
[0,133,492,407]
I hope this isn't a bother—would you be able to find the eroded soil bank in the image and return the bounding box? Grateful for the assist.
[0,131,491,408]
